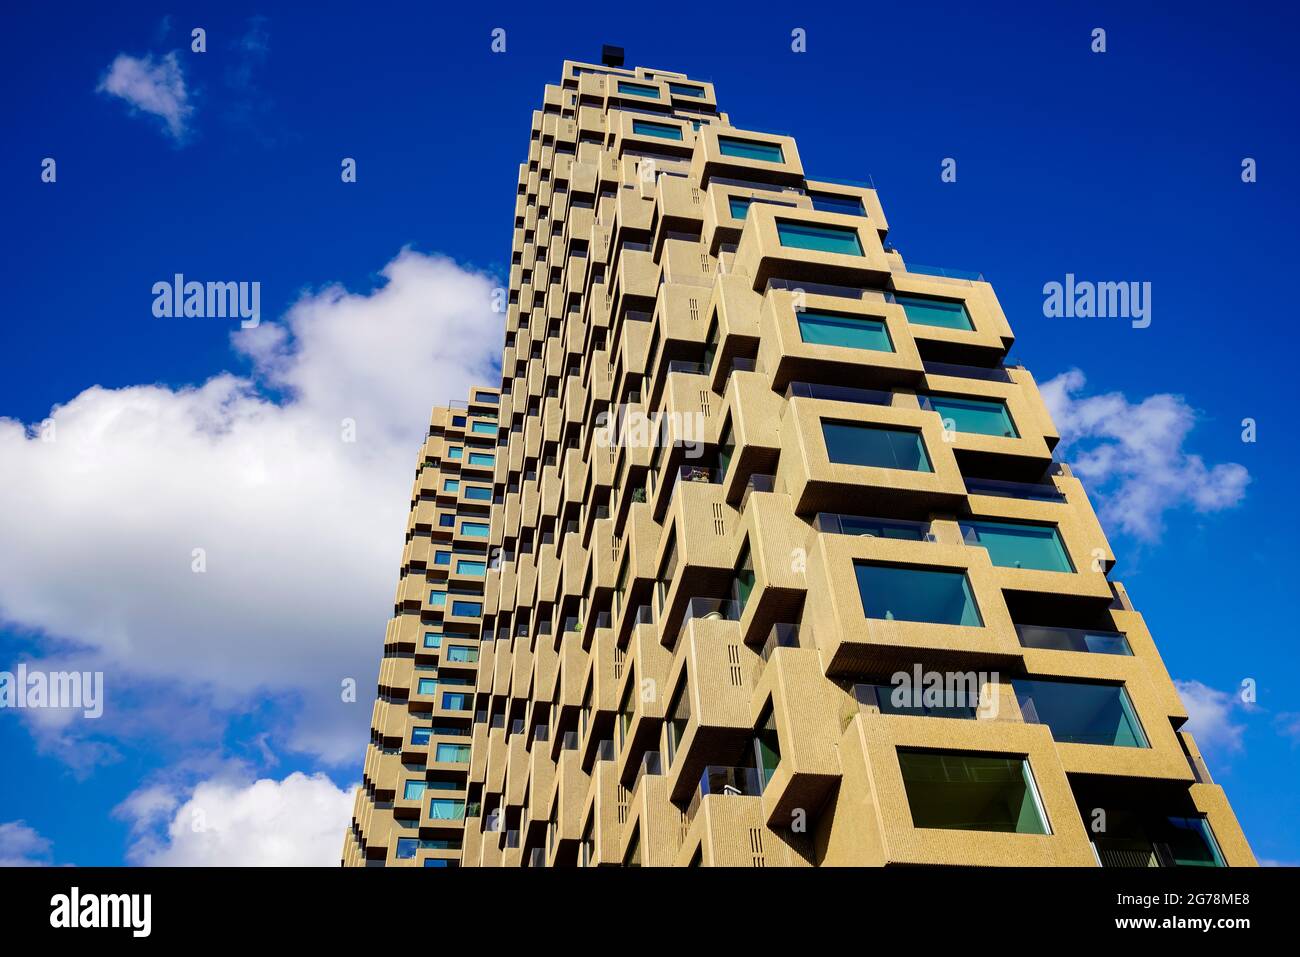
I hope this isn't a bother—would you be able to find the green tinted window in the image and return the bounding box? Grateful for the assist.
[854,563,982,627]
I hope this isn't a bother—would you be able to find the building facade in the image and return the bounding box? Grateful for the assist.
[344,59,1254,868]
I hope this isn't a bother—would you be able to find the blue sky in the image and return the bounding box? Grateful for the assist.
[1,1,1297,866]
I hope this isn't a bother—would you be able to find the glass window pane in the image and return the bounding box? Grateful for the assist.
[669,82,704,97]
[797,310,893,352]
[632,119,683,141]
[854,562,983,627]
[822,421,932,472]
[925,396,1018,437]
[895,293,974,330]
[961,520,1073,572]
[898,750,1048,834]
[460,522,490,538]
[435,743,471,763]
[463,485,492,500]
[810,193,865,216]
[456,559,487,576]
[718,137,784,162]
[617,81,659,99]
[776,220,863,256]
[403,780,427,801]
[1014,678,1149,748]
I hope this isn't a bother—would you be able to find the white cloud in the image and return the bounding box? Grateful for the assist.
[1041,369,1248,541]
[97,52,193,141]
[0,820,54,866]
[119,772,353,866]
[0,250,503,765]
[1175,679,1247,755]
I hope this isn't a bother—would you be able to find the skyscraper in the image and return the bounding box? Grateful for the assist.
[344,58,1254,868]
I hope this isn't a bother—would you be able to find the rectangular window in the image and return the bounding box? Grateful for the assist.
[754,703,781,788]
[468,452,495,466]
[438,514,455,527]
[428,591,447,607]
[924,395,1018,437]
[433,551,451,566]
[960,520,1074,572]
[1014,678,1149,748]
[468,421,495,436]
[617,80,660,98]
[664,673,690,766]
[475,392,499,404]
[447,446,464,459]
[718,136,784,163]
[462,485,492,501]
[728,196,753,220]
[435,743,472,763]
[822,421,931,472]
[894,293,974,331]
[776,220,863,256]
[451,416,466,428]
[441,692,470,710]
[668,82,705,98]
[898,750,1049,834]
[423,631,442,648]
[854,562,983,627]
[417,677,438,696]
[446,645,479,663]
[632,119,683,141]
[456,559,486,576]
[442,479,460,492]
[411,727,433,745]
[403,780,427,801]
[428,798,466,820]
[460,521,490,538]
[451,600,483,617]
[395,838,418,859]
[810,192,866,216]
[797,310,893,352]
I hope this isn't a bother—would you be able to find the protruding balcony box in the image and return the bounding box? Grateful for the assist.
[777,393,967,517]
[580,754,624,865]
[619,754,680,866]
[826,712,1095,866]
[803,531,1022,678]
[702,181,811,255]
[653,493,738,649]
[664,619,761,803]
[545,745,589,865]
[752,645,845,828]
[733,204,891,293]
[526,733,556,824]
[673,769,808,866]
[705,275,763,392]
[531,637,560,705]
[601,75,671,113]
[578,629,620,764]
[758,287,924,393]
[957,498,1115,605]
[472,640,495,695]
[665,77,716,111]
[889,273,1013,365]
[510,637,534,702]
[734,495,809,646]
[614,112,694,159]
[651,175,707,253]
[613,620,673,785]
[716,374,785,506]
[504,732,530,808]
[657,237,715,289]
[690,128,804,190]
[919,367,1058,479]
[379,656,413,698]
[804,179,889,238]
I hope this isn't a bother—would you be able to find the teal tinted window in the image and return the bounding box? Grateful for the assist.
[475,392,499,404]
[729,196,753,220]
[433,551,451,566]
[447,446,463,459]
[898,750,1048,834]
[1165,816,1225,867]
[632,119,683,140]
[470,420,496,435]
[776,220,863,256]
[417,677,438,695]
[428,591,446,607]
[1014,679,1149,748]
[423,631,442,648]
[895,294,974,331]
[718,137,784,162]
[451,600,482,617]
[460,521,490,538]
[403,780,427,801]
[428,799,466,820]
[669,82,705,97]
[443,479,460,492]
[617,81,659,98]
[435,743,471,763]
[456,559,486,576]
[797,310,893,352]
[961,521,1073,572]
[441,692,470,710]
[810,193,866,216]
[855,563,983,626]
[446,645,479,663]
[467,452,494,466]
[822,421,931,472]
[926,396,1018,437]
[463,485,492,501]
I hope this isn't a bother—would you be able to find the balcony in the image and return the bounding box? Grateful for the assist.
[1016,623,1132,656]
[814,513,935,542]
[685,765,765,828]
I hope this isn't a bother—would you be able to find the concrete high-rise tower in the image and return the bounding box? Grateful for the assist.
[344,59,1254,868]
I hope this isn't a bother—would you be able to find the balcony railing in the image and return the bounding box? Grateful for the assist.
[741,473,776,511]
[965,477,1066,502]
[760,622,801,661]
[1015,624,1132,656]
[787,381,892,407]
[633,750,663,792]
[815,513,935,541]
[676,597,741,645]
[685,765,765,827]
[921,359,1015,383]
[893,261,984,283]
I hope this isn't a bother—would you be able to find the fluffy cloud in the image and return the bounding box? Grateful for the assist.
[1175,679,1248,755]
[0,250,503,765]
[97,52,193,141]
[119,772,353,866]
[1041,369,1248,541]
[0,820,55,867]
